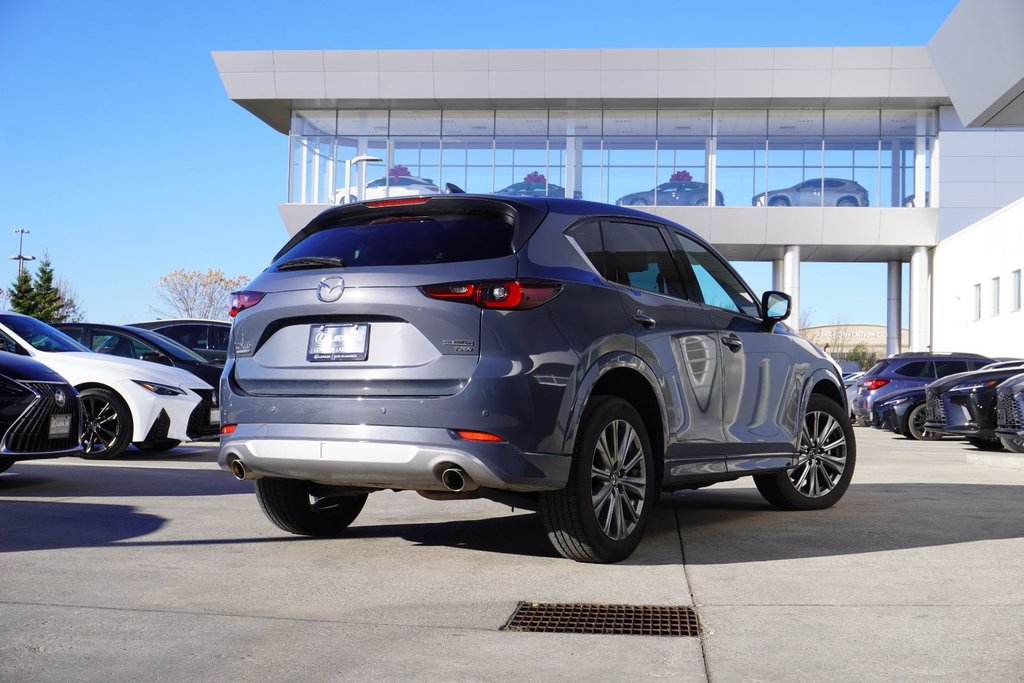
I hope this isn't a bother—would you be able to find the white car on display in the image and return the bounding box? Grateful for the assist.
[0,312,217,458]
[332,175,440,204]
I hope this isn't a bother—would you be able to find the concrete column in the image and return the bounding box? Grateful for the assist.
[771,259,784,291]
[782,246,801,331]
[909,246,931,351]
[887,261,902,356]
[705,137,717,206]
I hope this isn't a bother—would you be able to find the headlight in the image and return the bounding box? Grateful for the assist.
[132,380,185,396]
[948,379,1000,394]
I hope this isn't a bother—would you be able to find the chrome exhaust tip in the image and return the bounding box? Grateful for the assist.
[228,458,249,481]
[440,467,477,492]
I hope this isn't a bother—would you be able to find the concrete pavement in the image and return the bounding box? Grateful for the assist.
[1,428,1022,681]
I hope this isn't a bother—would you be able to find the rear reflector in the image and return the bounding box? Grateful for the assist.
[364,197,432,208]
[862,378,890,391]
[454,430,505,443]
[221,424,238,435]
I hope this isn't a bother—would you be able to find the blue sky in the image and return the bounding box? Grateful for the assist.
[0,0,958,324]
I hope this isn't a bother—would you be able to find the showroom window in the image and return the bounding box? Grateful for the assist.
[992,277,1001,316]
[286,108,935,209]
[973,283,982,321]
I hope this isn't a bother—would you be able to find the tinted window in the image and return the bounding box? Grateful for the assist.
[129,327,210,362]
[0,315,88,353]
[894,361,935,378]
[158,324,208,348]
[824,179,845,188]
[865,361,889,376]
[207,325,230,351]
[671,233,759,316]
[94,332,159,360]
[59,326,84,342]
[567,221,607,279]
[934,360,970,376]
[601,221,685,298]
[274,214,514,269]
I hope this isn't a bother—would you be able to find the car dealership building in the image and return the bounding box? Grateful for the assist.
[213,0,1024,359]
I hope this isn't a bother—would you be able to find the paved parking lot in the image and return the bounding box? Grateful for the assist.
[2,428,1022,682]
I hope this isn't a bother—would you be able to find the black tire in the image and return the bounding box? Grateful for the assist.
[966,436,1004,451]
[539,396,656,563]
[134,439,182,452]
[694,198,709,206]
[755,395,856,510]
[0,459,13,474]
[1000,437,1024,453]
[836,197,859,207]
[254,477,367,536]
[629,197,649,206]
[768,196,790,207]
[903,403,941,441]
[79,387,134,459]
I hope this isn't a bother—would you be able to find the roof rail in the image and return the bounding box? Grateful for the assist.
[890,351,990,358]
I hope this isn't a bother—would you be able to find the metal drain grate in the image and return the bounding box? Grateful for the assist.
[501,601,699,637]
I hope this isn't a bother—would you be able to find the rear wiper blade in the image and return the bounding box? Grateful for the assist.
[275,256,346,271]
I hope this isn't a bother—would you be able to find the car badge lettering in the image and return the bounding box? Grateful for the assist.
[317,276,345,303]
[54,389,66,408]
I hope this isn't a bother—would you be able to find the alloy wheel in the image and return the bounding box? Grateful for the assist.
[791,410,848,497]
[82,396,120,454]
[590,419,647,541]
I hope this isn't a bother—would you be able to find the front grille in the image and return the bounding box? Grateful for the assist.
[926,392,946,425]
[997,393,1024,430]
[501,602,699,637]
[186,389,219,439]
[3,382,80,454]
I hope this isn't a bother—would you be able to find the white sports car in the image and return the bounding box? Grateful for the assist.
[0,312,217,458]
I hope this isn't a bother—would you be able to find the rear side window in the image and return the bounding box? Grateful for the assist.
[894,361,935,378]
[934,360,970,376]
[865,361,889,376]
[273,214,514,269]
[566,221,608,279]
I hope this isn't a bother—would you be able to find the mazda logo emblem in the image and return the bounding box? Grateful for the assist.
[316,276,345,303]
[54,389,66,408]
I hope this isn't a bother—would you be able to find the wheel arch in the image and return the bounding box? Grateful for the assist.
[564,353,668,484]
[75,382,144,441]
[803,367,847,416]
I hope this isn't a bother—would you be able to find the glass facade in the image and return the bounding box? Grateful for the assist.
[288,109,936,209]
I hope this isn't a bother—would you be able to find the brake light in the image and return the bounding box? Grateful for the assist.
[229,291,265,317]
[364,197,432,208]
[421,280,562,310]
[454,429,506,442]
[863,378,890,391]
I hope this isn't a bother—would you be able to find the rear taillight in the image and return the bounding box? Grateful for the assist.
[421,280,562,310]
[863,378,890,391]
[454,429,506,443]
[229,291,265,317]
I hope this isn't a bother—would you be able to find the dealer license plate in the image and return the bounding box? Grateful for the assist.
[307,324,369,362]
[49,414,71,439]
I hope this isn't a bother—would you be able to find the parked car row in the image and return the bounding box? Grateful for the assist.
[852,351,1024,452]
[0,313,229,474]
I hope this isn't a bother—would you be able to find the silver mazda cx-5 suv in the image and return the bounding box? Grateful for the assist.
[220,195,855,563]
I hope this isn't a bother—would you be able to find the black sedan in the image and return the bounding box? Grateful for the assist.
[55,323,224,389]
[0,351,82,473]
[871,386,939,441]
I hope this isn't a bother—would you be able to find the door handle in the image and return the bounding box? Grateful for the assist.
[722,334,743,351]
[632,311,656,329]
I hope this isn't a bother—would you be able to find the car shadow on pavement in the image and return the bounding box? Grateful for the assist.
[672,482,1024,564]
[0,465,248,498]
[0,500,165,552]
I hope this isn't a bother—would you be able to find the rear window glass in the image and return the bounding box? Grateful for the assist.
[865,361,889,376]
[273,214,514,269]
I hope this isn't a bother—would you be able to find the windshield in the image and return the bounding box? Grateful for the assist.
[0,314,90,353]
[129,326,213,363]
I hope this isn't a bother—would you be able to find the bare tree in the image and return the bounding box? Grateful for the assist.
[156,269,249,320]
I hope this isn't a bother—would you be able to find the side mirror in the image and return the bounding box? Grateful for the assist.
[761,291,791,323]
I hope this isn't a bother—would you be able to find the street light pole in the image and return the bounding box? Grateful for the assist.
[10,228,36,276]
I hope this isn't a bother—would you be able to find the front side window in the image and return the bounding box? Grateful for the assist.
[670,233,759,317]
[158,324,208,349]
[934,360,969,376]
[600,221,685,298]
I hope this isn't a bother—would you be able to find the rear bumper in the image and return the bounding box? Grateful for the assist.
[218,423,571,492]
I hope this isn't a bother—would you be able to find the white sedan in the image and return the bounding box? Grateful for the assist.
[0,312,215,458]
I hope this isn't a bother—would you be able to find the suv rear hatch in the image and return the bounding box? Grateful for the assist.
[230,196,547,398]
